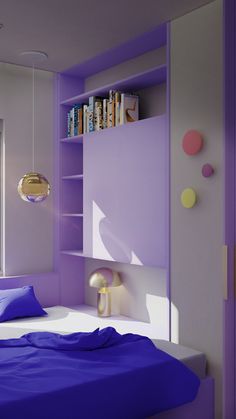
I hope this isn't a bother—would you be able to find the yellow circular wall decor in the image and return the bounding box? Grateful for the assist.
[181,188,197,209]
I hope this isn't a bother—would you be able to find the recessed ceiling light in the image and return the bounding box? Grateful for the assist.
[19,50,48,64]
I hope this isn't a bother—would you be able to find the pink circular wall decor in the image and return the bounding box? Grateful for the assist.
[202,163,214,178]
[182,130,203,155]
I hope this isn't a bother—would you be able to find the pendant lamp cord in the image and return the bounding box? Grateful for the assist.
[32,64,35,172]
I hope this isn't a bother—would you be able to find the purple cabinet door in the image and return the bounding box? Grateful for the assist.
[83,115,168,268]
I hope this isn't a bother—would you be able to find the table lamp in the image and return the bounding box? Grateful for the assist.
[89,268,121,317]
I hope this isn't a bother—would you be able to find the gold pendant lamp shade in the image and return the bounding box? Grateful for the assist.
[18,172,50,203]
[17,51,50,203]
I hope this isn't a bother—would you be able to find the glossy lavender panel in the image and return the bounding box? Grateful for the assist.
[83,116,168,268]
[63,24,167,78]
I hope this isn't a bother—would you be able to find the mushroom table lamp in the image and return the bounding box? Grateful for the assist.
[89,268,121,317]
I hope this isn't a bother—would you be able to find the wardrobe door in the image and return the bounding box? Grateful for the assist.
[224,1,236,418]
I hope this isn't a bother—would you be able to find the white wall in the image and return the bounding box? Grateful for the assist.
[170,1,223,417]
[0,63,54,276]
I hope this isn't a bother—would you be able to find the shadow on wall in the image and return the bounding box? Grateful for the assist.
[93,201,143,265]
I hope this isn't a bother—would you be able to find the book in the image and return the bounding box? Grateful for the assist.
[108,90,116,128]
[67,111,71,137]
[94,101,103,131]
[77,104,83,135]
[103,99,108,129]
[70,108,74,136]
[83,105,88,134]
[88,96,103,132]
[115,91,121,126]
[78,107,83,135]
[88,96,95,132]
[88,109,93,132]
[86,108,90,133]
[73,104,81,136]
[120,94,139,124]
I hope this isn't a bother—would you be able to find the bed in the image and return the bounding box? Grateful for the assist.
[0,305,214,419]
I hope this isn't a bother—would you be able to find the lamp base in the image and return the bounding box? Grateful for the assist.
[97,287,111,317]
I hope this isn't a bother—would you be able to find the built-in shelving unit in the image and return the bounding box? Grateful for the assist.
[60,65,166,106]
[57,22,169,270]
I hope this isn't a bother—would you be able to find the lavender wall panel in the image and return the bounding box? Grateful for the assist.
[0,273,60,308]
[60,217,83,251]
[61,181,83,214]
[83,116,168,268]
[60,143,83,175]
[59,255,84,306]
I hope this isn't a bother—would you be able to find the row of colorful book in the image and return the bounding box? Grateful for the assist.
[67,90,139,137]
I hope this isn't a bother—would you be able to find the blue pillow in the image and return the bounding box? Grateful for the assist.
[0,286,47,322]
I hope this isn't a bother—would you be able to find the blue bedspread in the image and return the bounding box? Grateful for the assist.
[0,327,200,419]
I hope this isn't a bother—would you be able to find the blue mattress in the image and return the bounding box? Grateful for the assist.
[0,327,200,419]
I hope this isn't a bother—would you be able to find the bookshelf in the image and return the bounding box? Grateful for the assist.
[60,65,166,107]
[57,22,169,272]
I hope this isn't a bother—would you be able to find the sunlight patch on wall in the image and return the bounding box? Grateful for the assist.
[92,201,143,265]
[131,251,143,265]
[171,302,179,344]
[92,201,114,261]
[146,293,169,339]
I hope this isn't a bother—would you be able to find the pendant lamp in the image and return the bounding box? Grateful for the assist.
[18,51,50,203]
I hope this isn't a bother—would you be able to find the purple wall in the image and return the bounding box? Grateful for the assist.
[0,273,60,308]
[59,255,84,306]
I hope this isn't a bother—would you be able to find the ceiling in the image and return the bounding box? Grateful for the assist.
[0,0,214,73]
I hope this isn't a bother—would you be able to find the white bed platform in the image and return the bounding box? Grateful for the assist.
[0,305,206,379]
[0,305,214,418]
